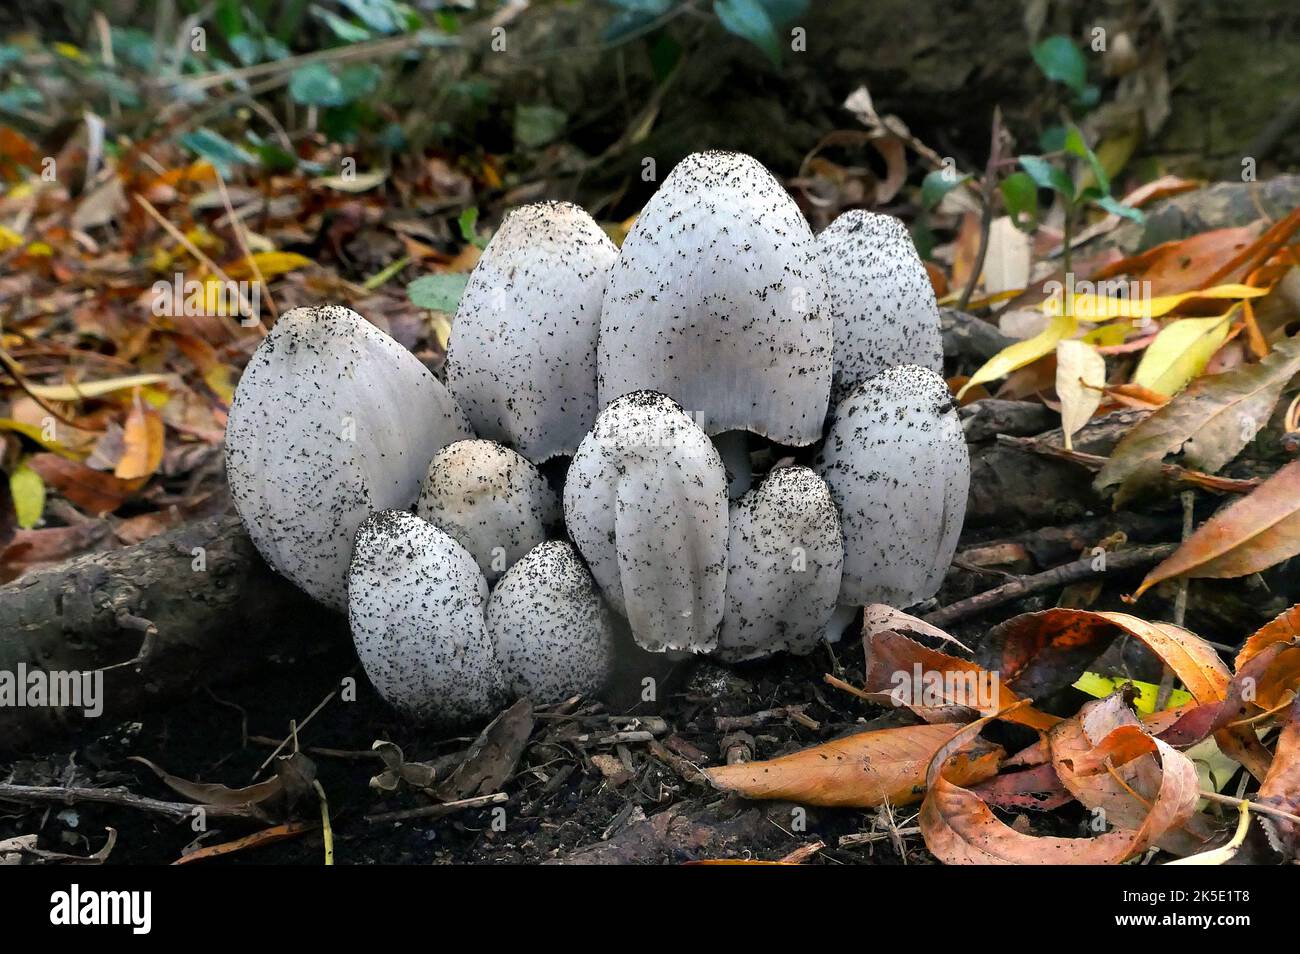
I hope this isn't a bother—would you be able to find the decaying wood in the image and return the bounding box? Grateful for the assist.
[0,514,346,752]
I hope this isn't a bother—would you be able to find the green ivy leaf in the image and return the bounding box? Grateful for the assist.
[458,206,487,248]
[1031,35,1087,94]
[289,63,345,107]
[921,168,971,210]
[178,127,254,176]
[1000,171,1039,230]
[313,8,372,43]
[714,0,781,65]
[1018,154,1074,201]
[407,273,469,313]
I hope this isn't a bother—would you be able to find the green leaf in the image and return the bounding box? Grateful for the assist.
[514,104,567,148]
[313,7,373,43]
[9,463,44,530]
[1094,194,1145,224]
[458,206,483,247]
[0,45,25,70]
[289,63,346,107]
[759,0,808,25]
[1000,171,1039,230]
[178,128,254,176]
[1063,125,1108,195]
[921,168,970,210]
[407,273,469,313]
[228,34,263,67]
[111,28,156,70]
[1018,154,1074,201]
[338,0,406,34]
[714,0,781,64]
[1031,35,1087,94]
[0,86,42,115]
[1038,124,1067,153]
[338,63,381,100]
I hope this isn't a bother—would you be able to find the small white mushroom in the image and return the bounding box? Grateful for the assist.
[563,391,728,653]
[818,210,944,405]
[448,201,618,462]
[415,439,560,584]
[485,541,617,702]
[598,150,832,447]
[226,305,472,611]
[348,510,504,724]
[716,466,844,662]
[816,365,969,608]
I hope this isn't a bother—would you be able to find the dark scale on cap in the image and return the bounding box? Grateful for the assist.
[485,540,616,701]
[447,201,617,464]
[563,391,728,653]
[416,439,560,585]
[716,466,844,662]
[817,210,944,406]
[225,305,472,611]
[815,365,970,609]
[597,151,832,446]
[348,509,506,724]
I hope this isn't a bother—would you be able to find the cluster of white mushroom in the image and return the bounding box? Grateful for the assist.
[225,150,970,725]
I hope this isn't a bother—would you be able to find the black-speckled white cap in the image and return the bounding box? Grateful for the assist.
[598,151,832,446]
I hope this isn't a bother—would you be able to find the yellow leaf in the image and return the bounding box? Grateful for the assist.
[204,364,235,404]
[1072,672,1193,715]
[9,462,45,529]
[26,373,173,402]
[1133,314,1232,396]
[957,311,1076,399]
[53,42,86,61]
[1049,283,1266,322]
[1080,320,1130,347]
[23,242,51,257]
[224,251,313,281]
[0,225,24,252]
[0,418,81,459]
[1056,340,1106,450]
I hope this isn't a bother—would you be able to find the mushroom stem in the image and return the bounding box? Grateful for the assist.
[821,603,860,644]
[712,430,753,499]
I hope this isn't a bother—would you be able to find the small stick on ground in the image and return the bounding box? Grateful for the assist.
[364,791,507,824]
[1157,491,1196,711]
[0,782,268,822]
[924,543,1177,628]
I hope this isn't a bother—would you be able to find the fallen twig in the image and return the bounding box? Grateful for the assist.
[924,543,1177,628]
[364,791,507,825]
[0,782,269,822]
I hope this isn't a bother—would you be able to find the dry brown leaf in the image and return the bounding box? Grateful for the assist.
[704,722,1002,809]
[1097,334,1300,504]
[26,453,143,514]
[920,707,1198,864]
[115,389,165,480]
[864,630,1060,730]
[1256,696,1300,859]
[1134,460,1300,598]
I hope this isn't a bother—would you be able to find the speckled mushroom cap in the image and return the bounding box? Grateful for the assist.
[598,150,832,446]
[348,510,504,725]
[447,201,618,462]
[716,466,844,662]
[485,541,616,702]
[563,390,728,653]
[415,439,560,584]
[817,210,944,405]
[816,365,969,608]
[225,305,473,611]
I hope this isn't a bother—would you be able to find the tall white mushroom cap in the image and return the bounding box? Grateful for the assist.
[598,150,832,446]
[447,201,618,462]
[816,365,969,608]
[563,391,728,653]
[415,439,560,584]
[818,210,944,405]
[348,510,504,724]
[716,466,844,662]
[485,541,617,702]
[225,305,473,611]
